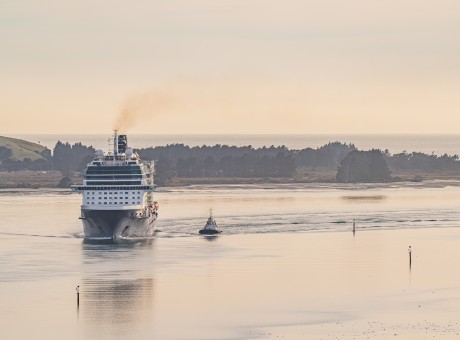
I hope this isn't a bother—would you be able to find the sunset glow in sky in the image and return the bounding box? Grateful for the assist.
[1,0,459,134]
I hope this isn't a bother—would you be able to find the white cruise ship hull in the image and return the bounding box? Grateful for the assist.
[71,132,159,239]
[81,208,157,239]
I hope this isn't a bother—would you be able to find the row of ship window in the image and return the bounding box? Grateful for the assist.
[86,197,142,199]
[85,190,142,203]
[86,202,142,205]
[84,181,143,185]
[84,175,143,179]
[87,191,142,194]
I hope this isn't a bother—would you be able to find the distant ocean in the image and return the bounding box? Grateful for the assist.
[6,134,460,156]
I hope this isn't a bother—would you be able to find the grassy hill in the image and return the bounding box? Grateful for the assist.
[0,136,50,161]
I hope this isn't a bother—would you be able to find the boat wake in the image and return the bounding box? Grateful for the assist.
[0,231,78,239]
[155,208,460,238]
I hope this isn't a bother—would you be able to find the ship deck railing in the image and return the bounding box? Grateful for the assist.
[92,157,151,166]
[71,185,155,192]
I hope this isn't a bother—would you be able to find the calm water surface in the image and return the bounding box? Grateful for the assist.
[2,183,460,339]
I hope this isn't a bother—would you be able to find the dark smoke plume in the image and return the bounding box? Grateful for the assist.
[114,91,173,132]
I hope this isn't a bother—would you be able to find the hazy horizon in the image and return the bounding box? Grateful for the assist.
[2,0,459,134]
[4,133,460,156]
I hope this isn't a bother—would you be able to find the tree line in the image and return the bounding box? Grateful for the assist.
[1,140,460,184]
[0,142,94,173]
[135,142,357,183]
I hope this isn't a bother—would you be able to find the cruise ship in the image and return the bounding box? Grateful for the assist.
[71,132,158,239]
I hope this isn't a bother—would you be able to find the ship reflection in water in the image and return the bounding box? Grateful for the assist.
[201,235,220,242]
[80,241,155,338]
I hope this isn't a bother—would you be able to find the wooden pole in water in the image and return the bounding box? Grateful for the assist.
[353,219,356,234]
[408,246,412,268]
[76,285,80,306]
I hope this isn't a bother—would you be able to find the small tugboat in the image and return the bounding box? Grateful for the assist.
[199,209,222,235]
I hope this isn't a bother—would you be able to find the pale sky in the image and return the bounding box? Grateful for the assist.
[1,0,459,134]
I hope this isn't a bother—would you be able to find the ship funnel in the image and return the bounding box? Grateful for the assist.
[117,135,128,154]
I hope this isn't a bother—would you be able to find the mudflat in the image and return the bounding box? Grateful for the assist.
[1,169,460,188]
[0,170,81,188]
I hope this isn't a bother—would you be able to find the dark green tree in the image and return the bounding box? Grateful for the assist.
[336,150,392,183]
[0,146,12,161]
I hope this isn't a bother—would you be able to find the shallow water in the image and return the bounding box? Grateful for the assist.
[1,183,460,339]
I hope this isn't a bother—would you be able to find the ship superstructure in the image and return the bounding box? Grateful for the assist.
[71,131,158,239]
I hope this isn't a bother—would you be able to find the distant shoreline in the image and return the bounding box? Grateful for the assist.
[2,169,460,189]
[5,133,460,156]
